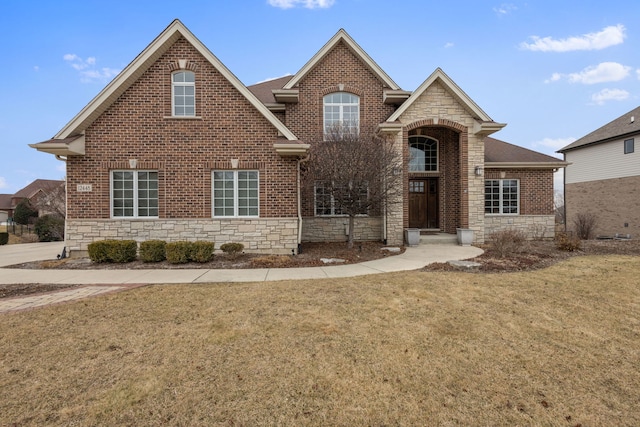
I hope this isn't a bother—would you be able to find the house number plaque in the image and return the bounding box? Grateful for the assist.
[77,184,93,192]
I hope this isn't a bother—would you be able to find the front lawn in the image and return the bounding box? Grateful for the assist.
[1,255,639,425]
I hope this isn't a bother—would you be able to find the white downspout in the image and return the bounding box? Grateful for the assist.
[297,154,310,253]
[55,155,68,258]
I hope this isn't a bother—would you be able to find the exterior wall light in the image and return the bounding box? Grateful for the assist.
[474,165,484,176]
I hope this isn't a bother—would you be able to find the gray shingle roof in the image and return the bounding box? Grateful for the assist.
[484,137,563,164]
[558,105,640,153]
[247,75,293,105]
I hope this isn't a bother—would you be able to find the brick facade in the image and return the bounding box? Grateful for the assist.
[65,37,300,254]
[34,22,561,255]
[565,176,640,238]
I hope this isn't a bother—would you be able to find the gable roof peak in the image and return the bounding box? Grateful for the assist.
[283,28,401,91]
[388,67,501,129]
[52,19,297,142]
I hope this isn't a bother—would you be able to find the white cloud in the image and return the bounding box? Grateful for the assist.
[444,42,454,48]
[0,176,7,189]
[533,137,576,152]
[521,24,626,52]
[547,62,631,85]
[493,3,517,16]
[64,53,120,83]
[591,88,629,105]
[637,69,640,80]
[268,0,335,9]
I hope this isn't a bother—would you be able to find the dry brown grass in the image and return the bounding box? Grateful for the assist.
[1,255,639,426]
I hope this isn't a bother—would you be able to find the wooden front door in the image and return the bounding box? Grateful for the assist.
[409,178,439,229]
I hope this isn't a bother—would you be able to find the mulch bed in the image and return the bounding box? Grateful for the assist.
[423,238,640,273]
[2,239,639,300]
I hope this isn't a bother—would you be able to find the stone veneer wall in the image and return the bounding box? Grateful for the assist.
[484,215,556,239]
[302,216,383,243]
[392,81,485,243]
[66,218,299,257]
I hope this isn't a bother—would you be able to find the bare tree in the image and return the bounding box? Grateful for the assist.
[32,180,66,219]
[304,124,403,248]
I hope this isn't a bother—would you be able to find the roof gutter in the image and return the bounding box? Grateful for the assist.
[485,161,569,170]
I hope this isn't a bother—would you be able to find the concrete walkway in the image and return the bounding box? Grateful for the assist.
[0,241,483,314]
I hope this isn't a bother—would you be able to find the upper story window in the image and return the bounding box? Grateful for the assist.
[111,171,159,218]
[624,138,634,154]
[172,71,195,117]
[485,179,519,215]
[323,92,359,138]
[409,136,438,172]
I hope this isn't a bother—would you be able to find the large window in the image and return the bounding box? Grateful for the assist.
[213,171,259,217]
[323,92,359,137]
[485,179,519,215]
[172,71,195,116]
[314,181,368,216]
[624,138,634,154]
[409,136,438,172]
[111,171,158,218]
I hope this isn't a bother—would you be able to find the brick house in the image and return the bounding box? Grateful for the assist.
[0,179,65,221]
[31,20,565,256]
[558,106,640,238]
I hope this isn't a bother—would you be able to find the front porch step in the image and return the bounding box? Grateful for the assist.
[419,233,458,245]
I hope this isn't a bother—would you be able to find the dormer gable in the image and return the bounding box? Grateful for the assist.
[387,68,505,136]
[273,29,405,104]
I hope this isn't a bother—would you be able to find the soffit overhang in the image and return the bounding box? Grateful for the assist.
[29,134,85,156]
[274,141,310,157]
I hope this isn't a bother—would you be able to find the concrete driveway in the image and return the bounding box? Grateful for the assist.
[0,242,63,267]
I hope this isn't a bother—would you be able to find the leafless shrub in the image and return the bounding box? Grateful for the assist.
[489,228,527,258]
[573,212,598,240]
[556,232,582,252]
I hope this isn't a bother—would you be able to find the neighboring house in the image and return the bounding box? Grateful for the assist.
[558,106,640,238]
[0,193,11,222]
[31,20,565,256]
[11,179,65,218]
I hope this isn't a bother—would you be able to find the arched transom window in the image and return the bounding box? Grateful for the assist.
[323,92,359,137]
[409,136,438,172]
[172,71,195,116]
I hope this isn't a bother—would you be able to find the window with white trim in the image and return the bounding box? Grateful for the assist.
[624,138,634,154]
[111,171,159,218]
[212,171,259,217]
[409,136,438,172]
[172,71,195,116]
[314,180,368,216]
[485,179,519,215]
[323,92,359,137]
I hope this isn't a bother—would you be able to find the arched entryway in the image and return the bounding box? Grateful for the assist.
[406,123,465,233]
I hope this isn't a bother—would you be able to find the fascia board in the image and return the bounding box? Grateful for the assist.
[485,161,569,169]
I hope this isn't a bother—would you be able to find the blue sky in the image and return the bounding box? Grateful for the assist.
[1,0,638,193]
